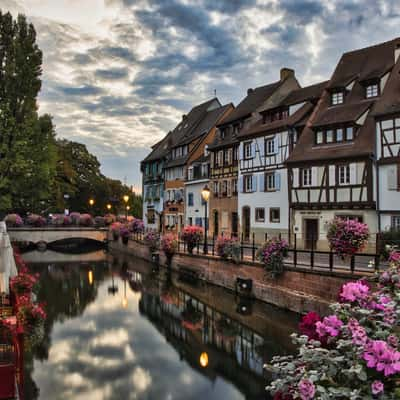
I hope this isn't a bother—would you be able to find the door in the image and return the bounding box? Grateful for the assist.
[232,212,238,236]
[242,207,250,242]
[304,219,318,249]
[213,211,219,236]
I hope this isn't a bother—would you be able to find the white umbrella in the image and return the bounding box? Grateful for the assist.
[0,221,18,294]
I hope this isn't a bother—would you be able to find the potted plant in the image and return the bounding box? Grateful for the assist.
[110,222,122,240]
[181,226,203,254]
[256,237,289,278]
[144,231,160,253]
[69,212,81,225]
[161,233,178,268]
[327,217,369,260]
[4,213,23,227]
[79,213,93,227]
[130,218,145,234]
[120,225,130,244]
[215,236,241,264]
[26,214,46,227]
[10,272,38,297]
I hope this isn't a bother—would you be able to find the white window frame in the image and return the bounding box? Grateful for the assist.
[366,83,379,98]
[255,207,265,222]
[265,172,275,191]
[265,138,275,155]
[338,165,350,185]
[244,175,253,193]
[331,91,344,105]
[302,168,312,187]
[244,142,252,160]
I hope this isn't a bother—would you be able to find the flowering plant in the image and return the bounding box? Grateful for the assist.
[79,213,93,227]
[69,212,81,225]
[327,217,369,259]
[215,236,241,263]
[94,216,105,227]
[181,226,203,254]
[130,218,145,234]
[266,250,400,399]
[120,225,130,244]
[5,213,23,227]
[161,233,178,258]
[26,214,46,227]
[110,222,122,239]
[144,231,160,252]
[10,272,38,295]
[256,238,289,277]
[17,296,46,331]
[104,213,116,226]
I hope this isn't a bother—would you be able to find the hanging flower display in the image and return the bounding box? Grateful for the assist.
[10,272,38,296]
[256,238,289,277]
[69,212,81,225]
[144,231,160,253]
[161,233,178,266]
[110,222,122,240]
[4,214,23,227]
[215,236,241,263]
[181,226,203,254]
[327,217,369,259]
[266,250,400,399]
[26,214,46,227]
[130,218,145,234]
[79,213,93,227]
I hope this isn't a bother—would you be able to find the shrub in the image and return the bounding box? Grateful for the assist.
[327,217,369,259]
[181,226,203,253]
[26,214,46,227]
[79,213,93,227]
[266,250,400,399]
[256,238,289,277]
[215,236,241,263]
[5,213,23,227]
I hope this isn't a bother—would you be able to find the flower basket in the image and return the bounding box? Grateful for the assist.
[130,218,145,234]
[327,218,369,259]
[79,213,93,227]
[110,222,122,240]
[144,231,160,253]
[26,214,46,227]
[5,214,23,227]
[256,238,289,278]
[181,226,203,254]
[215,236,241,263]
[69,212,81,225]
[161,233,178,267]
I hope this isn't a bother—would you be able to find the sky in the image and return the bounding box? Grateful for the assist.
[1,0,400,190]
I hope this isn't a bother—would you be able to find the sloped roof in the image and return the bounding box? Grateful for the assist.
[280,81,328,107]
[219,81,283,125]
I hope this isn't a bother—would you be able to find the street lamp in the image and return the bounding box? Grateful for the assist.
[199,352,209,368]
[106,203,112,212]
[89,198,95,214]
[123,195,129,219]
[201,185,210,254]
[122,279,128,308]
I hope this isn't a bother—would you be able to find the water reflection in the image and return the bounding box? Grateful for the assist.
[21,253,298,400]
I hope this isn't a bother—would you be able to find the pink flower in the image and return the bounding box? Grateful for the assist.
[298,379,315,400]
[371,380,384,395]
[316,315,343,338]
[339,281,369,303]
[348,319,368,346]
[363,340,400,376]
[299,312,321,341]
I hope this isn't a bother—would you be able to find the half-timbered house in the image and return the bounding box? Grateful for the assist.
[286,38,400,251]
[208,68,299,239]
[237,81,327,243]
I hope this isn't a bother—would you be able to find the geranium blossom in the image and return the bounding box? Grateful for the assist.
[339,281,370,303]
[371,380,384,395]
[363,340,400,376]
[316,315,343,338]
[298,379,315,400]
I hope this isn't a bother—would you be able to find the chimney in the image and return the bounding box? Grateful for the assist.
[395,43,400,64]
[280,67,295,81]
[247,88,254,95]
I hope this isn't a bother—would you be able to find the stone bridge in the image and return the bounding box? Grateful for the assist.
[7,227,108,247]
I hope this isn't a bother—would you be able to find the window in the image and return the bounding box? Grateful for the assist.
[346,127,354,141]
[224,149,231,165]
[222,180,228,196]
[392,216,400,230]
[188,167,193,180]
[265,173,275,191]
[270,208,280,223]
[188,193,194,206]
[255,208,265,222]
[265,137,275,155]
[366,83,379,98]
[213,181,218,196]
[336,128,343,142]
[244,175,253,193]
[338,165,350,185]
[326,130,333,143]
[188,217,193,226]
[316,131,323,144]
[217,151,223,166]
[244,141,253,159]
[220,129,225,139]
[232,179,238,195]
[331,91,344,105]
[302,168,312,186]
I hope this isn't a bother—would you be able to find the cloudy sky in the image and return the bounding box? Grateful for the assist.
[2,0,400,189]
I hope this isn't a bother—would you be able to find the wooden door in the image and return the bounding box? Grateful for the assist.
[213,211,219,236]
[242,207,250,242]
[305,219,318,249]
[231,212,238,236]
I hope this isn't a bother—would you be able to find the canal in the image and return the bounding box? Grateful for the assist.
[20,250,299,400]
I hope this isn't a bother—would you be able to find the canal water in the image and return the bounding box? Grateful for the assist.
[21,250,299,400]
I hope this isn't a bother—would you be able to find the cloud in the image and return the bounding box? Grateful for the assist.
[3,0,400,188]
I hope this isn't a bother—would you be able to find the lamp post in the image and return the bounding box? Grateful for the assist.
[201,185,210,254]
[123,195,129,219]
[106,203,112,212]
[126,205,130,218]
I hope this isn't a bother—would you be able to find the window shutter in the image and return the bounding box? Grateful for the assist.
[292,169,299,188]
[252,175,257,192]
[275,171,281,190]
[259,173,265,192]
[388,165,397,190]
[350,163,357,185]
[251,141,256,158]
[259,139,265,159]
[239,176,244,193]
[311,167,318,186]
[329,165,336,186]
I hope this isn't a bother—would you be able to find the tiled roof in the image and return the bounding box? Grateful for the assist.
[279,81,328,107]
[219,81,283,125]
